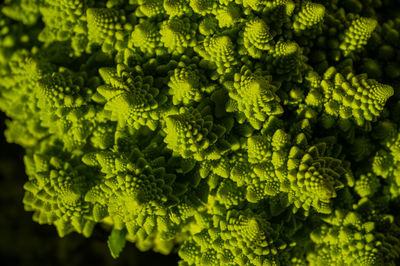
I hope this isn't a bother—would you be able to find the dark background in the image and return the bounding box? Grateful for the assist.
[0,112,179,266]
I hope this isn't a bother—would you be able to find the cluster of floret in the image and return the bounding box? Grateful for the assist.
[1,0,400,265]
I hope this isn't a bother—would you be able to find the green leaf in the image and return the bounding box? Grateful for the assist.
[107,228,127,258]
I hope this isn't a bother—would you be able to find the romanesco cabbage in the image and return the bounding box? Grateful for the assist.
[1,0,400,265]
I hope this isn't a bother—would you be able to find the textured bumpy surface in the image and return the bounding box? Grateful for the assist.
[1,0,400,265]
